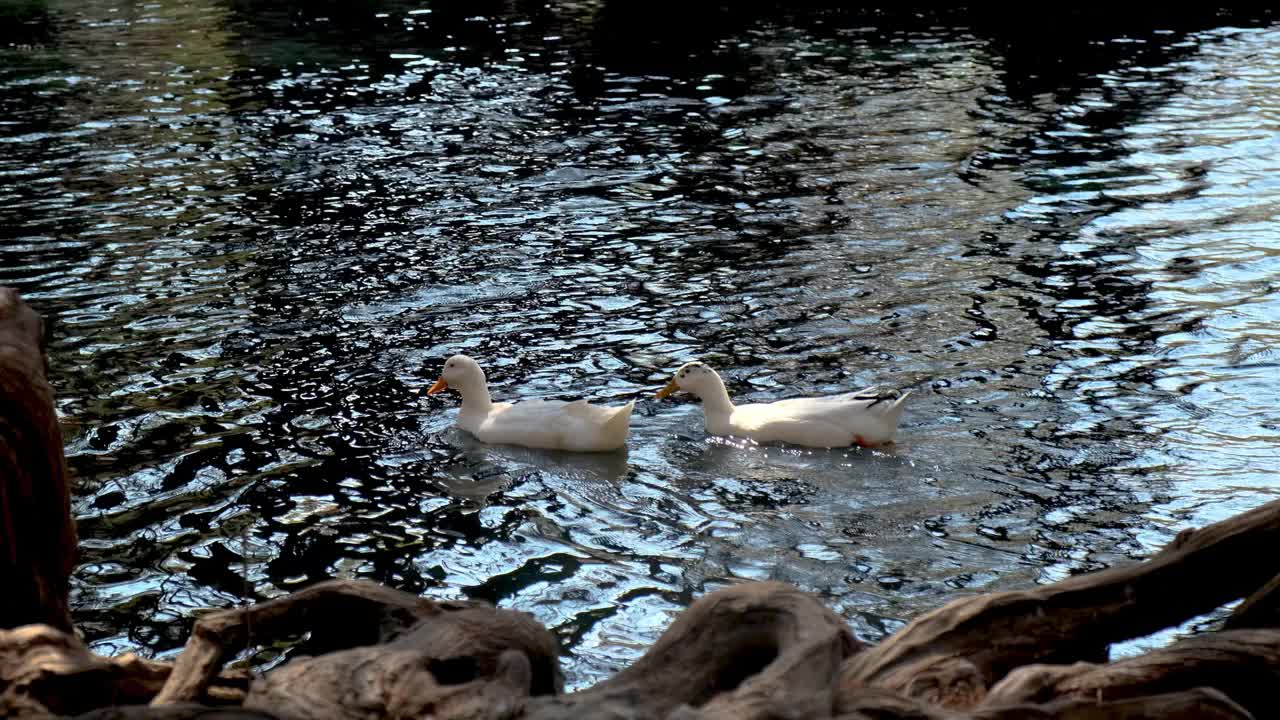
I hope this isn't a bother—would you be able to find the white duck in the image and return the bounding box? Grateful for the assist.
[655,361,910,448]
[428,354,633,452]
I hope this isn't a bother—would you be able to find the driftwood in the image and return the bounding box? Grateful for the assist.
[53,504,1280,720]
[524,581,859,720]
[983,630,1280,717]
[3,285,1280,719]
[157,579,853,720]
[836,498,1280,710]
[134,501,1279,720]
[834,685,1253,719]
[0,288,76,632]
[976,570,1280,718]
[72,707,279,720]
[0,623,250,718]
[1224,572,1280,631]
[150,578,561,718]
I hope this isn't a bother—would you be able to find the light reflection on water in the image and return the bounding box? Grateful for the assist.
[1032,25,1280,533]
[1,3,1277,688]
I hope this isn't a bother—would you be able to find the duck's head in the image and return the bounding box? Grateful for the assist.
[428,354,486,395]
[656,361,720,399]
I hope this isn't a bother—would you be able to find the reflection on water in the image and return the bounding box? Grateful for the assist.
[2,2,1277,686]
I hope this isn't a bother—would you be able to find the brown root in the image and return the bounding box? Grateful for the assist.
[0,623,248,718]
[0,288,76,633]
[838,499,1280,708]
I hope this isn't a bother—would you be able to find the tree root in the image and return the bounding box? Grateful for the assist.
[0,288,76,633]
[837,498,1280,709]
[0,623,248,717]
[5,499,1274,720]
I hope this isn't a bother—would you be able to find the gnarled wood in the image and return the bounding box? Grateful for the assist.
[243,606,560,720]
[0,288,75,633]
[153,579,458,704]
[153,579,558,707]
[834,686,1252,719]
[0,623,248,718]
[7,513,1280,719]
[1224,572,1280,630]
[670,636,844,720]
[984,629,1280,718]
[72,705,283,720]
[524,581,860,720]
[246,647,535,720]
[37,506,1280,719]
[838,498,1280,708]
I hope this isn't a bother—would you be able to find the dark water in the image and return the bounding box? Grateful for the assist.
[3,2,1278,684]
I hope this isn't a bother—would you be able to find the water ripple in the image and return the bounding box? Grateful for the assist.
[2,3,1277,686]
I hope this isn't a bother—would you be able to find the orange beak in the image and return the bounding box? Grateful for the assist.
[427,378,449,395]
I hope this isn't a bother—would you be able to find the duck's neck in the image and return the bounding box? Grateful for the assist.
[699,375,735,427]
[454,377,494,416]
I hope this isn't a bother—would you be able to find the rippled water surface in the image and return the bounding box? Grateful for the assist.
[3,3,1278,685]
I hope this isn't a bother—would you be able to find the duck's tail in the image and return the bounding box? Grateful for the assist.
[852,387,911,414]
[867,389,911,445]
[606,400,635,437]
[887,388,911,423]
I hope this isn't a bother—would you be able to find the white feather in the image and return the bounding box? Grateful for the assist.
[658,362,909,448]
[431,355,632,452]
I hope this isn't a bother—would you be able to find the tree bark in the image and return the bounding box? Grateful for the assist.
[836,498,1280,709]
[1224,572,1280,631]
[151,579,561,718]
[983,629,1280,718]
[0,288,76,633]
[152,579,459,705]
[71,706,282,720]
[0,623,248,718]
[522,581,860,720]
[4,499,1280,719]
[833,686,1253,719]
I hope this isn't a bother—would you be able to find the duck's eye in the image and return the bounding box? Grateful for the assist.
[447,363,455,369]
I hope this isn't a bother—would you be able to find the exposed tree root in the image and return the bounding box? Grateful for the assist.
[0,288,76,633]
[0,623,248,717]
[837,498,1280,709]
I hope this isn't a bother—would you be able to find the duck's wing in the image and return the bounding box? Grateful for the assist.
[763,387,884,409]
[827,386,909,410]
[478,399,562,438]
[560,397,634,421]
[562,398,599,416]
[758,388,909,425]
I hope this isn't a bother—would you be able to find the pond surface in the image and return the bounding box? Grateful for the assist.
[2,2,1278,685]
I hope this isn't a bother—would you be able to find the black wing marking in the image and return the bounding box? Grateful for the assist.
[847,387,903,408]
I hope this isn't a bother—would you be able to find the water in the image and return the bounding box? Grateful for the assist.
[2,3,1278,686]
